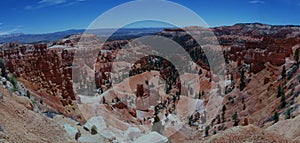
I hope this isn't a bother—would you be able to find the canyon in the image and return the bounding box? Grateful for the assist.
[0,23,300,142]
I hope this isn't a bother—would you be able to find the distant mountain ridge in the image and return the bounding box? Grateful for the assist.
[2,23,300,44]
[0,29,84,44]
[0,28,164,44]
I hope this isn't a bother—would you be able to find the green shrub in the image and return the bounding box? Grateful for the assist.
[75,129,81,140]
[91,125,98,135]
[26,90,31,99]
[9,75,18,92]
[205,126,210,137]
[274,112,279,123]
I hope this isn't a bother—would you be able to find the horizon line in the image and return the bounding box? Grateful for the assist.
[2,22,300,36]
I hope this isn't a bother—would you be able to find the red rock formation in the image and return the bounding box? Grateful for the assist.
[136,84,144,97]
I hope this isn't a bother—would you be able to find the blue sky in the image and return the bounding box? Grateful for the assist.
[0,0,300,34]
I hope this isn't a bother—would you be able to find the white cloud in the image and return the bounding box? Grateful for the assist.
[249,0,265,4]
[25,0,66,9]
[0,29,20,35]
[0,26,23,35]
[38,0,67,5]
[25,0,86,10]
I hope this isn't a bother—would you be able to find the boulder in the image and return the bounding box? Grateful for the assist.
[78,134,106,143]
[99,130,116,141]
[133,132,168,143]
[62,123,77,139]
[124,127,141,140]
[84,116,107,131]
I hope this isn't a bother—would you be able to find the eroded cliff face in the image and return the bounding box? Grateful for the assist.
[0,43,84,123]
[1,23,300,142]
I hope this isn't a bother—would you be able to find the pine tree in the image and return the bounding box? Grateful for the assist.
[0,59,7,79]
[239,69,246,91]
[222,105,227,113]
[274,112,279,123]
[280,92,286,109]
[294,48,299,64]
[221,112,226,123]
[102,96,106,104]
[10,75,18,92]
[188,115,193,126]
[216,114,221,124]
[154,114,160,123]
[281,65,286,78]
[222,105,227,123]
[205,126,210,137]
[232,112,239,126]
[277,85,283,98]
[26,90,30,99]
[285,107,291,119]
[75,129,81,140]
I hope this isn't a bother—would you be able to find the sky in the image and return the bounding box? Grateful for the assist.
[0,0,300,34]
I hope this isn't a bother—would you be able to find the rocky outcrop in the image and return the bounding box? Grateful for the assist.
[205,125,297,143]
[0,86,72,143]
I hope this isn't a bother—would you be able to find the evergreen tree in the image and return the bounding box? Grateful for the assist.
[294,48,299,64]
[277,85,283,98]
[205,126,210,137]
[75,129,81,140]
[26,90,30,99]
[188,115,193,126]
[239,69,246,91]
[232,111,239,126]
[222,105,227,113]
[281,65,286,78]
[216,114,221,124]
[222,105,227,123]
[154,114,160,123]
[10,75,18,92]
[152,114,163,134]
[285,107,291,119]
[280,92,287,109]
[221,112,226,123]
[243,104,246,110]
[0,59,7,79]
[102,96,106,104]
[274,112,279,123]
